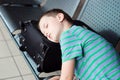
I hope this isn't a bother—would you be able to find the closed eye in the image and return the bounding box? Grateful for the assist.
[44,24,48,29]
[42,24,48,37]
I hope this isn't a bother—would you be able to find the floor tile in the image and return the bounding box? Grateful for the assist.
[14,56,32,75]
[0,58,20,79]
[0,18,12,40]
[23,74,36,80]
[0,30,4,41]
[5,77,22,80]
[7,40,21,56]
[0,41,11,58]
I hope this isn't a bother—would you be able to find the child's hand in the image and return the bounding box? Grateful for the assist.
[49,76,60,80]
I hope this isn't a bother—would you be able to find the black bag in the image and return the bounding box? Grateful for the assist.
[19,20,61,73]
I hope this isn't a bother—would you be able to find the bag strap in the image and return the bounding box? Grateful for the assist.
[73,20,96,33]
[116,40,120,53]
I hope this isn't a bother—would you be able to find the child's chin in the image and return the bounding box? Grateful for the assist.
[52,40,59,43]
[49,39,59,43]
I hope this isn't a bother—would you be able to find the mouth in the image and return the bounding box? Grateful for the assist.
[47,33,52,40]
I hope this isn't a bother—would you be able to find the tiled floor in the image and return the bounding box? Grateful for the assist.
[0,18,36,80]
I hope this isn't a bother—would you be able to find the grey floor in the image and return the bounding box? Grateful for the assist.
[0,17,60,80]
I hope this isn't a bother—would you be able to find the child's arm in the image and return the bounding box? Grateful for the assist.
[49,59,75,80]
[60,59,75,80]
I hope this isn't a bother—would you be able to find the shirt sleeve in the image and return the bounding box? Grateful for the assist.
[60,30,83,63]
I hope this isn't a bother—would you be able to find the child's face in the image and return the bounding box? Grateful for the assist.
[39,14,64,43]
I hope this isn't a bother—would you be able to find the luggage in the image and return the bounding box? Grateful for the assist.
[19,20,62,73]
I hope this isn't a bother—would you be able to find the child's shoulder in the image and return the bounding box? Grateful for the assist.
[71,25,84,30]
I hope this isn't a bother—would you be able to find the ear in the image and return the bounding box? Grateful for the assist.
[56,13,64,22]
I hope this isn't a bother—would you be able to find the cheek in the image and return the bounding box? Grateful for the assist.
[54,29,61,39]
[40,29,45,36]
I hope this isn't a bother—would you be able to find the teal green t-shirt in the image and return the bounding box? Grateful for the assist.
[60,25,120,80]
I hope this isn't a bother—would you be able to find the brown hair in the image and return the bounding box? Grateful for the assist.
[39,9,73,24]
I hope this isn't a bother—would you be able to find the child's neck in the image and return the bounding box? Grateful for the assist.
[63,21,73,32]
